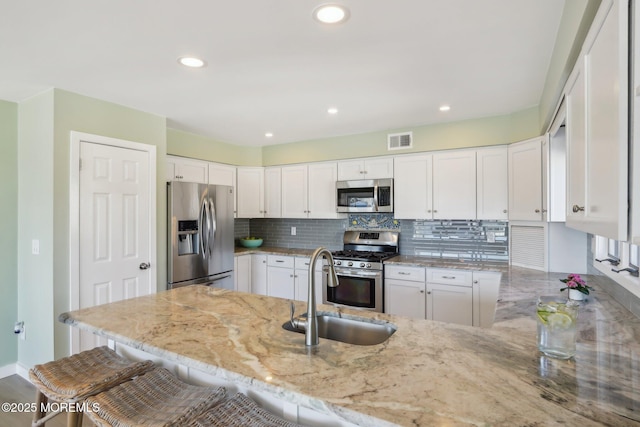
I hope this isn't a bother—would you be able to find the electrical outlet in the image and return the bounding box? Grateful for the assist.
[291,227,296,236]
[487,231,496,243]
[14,321,25,340]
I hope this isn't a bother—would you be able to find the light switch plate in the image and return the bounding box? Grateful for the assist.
[32,239,40,255]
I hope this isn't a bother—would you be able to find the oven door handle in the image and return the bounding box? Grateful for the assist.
[336,270,381,277]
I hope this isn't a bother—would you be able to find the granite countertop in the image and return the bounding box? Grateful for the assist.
[59,267,640,426]
[235,246,319,257]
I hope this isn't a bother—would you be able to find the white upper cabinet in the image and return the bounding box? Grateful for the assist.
[236,167,265,218]
[393,154,433,219]
[281,162,339,219]
[208,163,236,187]
[337,157,393,180]
[166,156,208,184]
[476,146,508,220]
[432,150,476,219]
[281,165,309,218]
[565,0,628,241]
[508,137,545,221]
[307,162,339,218]
[264,167,282,218]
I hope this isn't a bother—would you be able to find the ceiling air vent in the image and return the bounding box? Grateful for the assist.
[388,132,412,150]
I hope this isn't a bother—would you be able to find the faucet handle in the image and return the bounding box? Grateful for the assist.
[289,301,296,327]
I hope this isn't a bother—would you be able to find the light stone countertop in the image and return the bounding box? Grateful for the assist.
[59,266,640,426]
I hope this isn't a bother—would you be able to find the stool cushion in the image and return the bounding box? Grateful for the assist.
[29,346,156,401]
[190,393,303,427]
[85,367,227,427]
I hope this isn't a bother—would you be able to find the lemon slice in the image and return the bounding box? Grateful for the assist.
[547,312,573,328]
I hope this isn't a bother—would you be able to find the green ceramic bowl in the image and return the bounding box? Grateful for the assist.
[239,238,263,248]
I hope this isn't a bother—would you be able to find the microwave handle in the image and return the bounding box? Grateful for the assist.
[373,182,379,212]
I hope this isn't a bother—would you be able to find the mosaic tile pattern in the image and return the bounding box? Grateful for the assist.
[347,214,400,230]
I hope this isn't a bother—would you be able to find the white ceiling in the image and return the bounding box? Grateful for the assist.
[0,0,565,147]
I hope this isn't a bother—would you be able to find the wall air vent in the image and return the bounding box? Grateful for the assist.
[387,132,413,150]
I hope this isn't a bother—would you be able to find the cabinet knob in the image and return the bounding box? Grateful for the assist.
[503,209,507,213]
[420,290,425,293]
[433,210,438,213]
[535,209,541,213]
[427,210,432,213]
[427,291,432,295]
[473,280,478,284]
[572,204,585,213]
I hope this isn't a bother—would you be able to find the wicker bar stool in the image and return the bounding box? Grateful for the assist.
[29,346,156,427]
[84,367,227,427]
[189,393,303,427]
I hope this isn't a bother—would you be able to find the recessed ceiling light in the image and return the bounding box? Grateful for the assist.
[265,132,274,138]
[178,57,206,68]
[439,105,451,112]
[327,107,339,115]
[313,4,350,24]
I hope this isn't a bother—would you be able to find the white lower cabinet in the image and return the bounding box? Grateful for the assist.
[385,265,498,327]
[293,257,324,304]
[385,265,426,318]
[251,254,268,296]
[266,255,295,299]
[472,271,502,328]
[234,255,251,293]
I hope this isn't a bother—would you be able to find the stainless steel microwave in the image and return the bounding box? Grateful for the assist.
[336,179,393,213]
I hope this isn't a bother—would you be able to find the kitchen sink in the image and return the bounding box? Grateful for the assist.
[282,312,397,346]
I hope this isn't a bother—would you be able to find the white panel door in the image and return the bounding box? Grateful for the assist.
[432,150,476,219]
[307,162,338,219]
[427,283,473,326]
[281,165,308,218]
[79,141,153,351]
[264,167,282,218]
[393,154,433,219]
[385,279,426,319]
[476,146,508,220]
[236,167,264,218]
[508,138,544,221]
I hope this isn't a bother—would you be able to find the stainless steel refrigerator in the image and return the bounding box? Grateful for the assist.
[167,182,234,290]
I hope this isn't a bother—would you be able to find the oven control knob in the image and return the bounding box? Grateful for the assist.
[335,260,341,266]
[359,263,365,268]
[347,261,353,267]
[366,263,371,268]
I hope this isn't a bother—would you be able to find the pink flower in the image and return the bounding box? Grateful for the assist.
[567,280,578,288]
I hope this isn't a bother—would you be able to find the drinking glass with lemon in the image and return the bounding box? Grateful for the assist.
[536,296,579,359]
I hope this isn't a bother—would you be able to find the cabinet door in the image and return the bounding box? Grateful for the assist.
[294,257,324,303]
[432,150,476,219]
[209,163,237,216]
[363,157,394,179]
[307,162,338,219]
[236,167,264,218]
[385,279,426,319]
[168,157,208,183]
[267,267,295,299]
[166,159,176,182]
[581,0,628,240]
[472,271,501,328]
[393,154,433,219]
[426,283,473,326]
[476,147,508,220]
[565,64,587,226]
[264,167,282,218]
[508,137,544,221]
[251,255,268,295]
[337,159,363,180]
[281,165,308,218]
[234,255,251,293]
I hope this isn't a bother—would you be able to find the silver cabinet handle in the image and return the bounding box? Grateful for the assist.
[535,209,541,213]
[572,205,585,213]
[275,260,285,263]
[398,272,411,275]
[442,275,456,279]
[139,262,151,270]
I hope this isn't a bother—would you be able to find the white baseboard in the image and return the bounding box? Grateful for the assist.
[16,363,30,381]
[0,363,16,379]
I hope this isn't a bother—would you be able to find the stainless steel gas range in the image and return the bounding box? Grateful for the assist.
[323,231,399,313]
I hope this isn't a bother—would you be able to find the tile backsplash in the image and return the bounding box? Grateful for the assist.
[236,217,508,261]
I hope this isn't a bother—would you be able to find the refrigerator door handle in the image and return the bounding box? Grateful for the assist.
[209,198,217,254]
[199,197,209,258]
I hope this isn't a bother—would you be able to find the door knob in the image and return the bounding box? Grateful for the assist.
[139,262,151,270]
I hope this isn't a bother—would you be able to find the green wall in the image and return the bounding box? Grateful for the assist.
[0,100,18,369]
[16,89,167,367]
[167,128,262,166]
[262,107,539,166]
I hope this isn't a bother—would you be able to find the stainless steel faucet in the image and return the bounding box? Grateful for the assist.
[290,247,339,346]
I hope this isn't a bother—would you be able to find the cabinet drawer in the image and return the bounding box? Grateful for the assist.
[294,257,324,271]
[267,255,294,268]
[385,265,425,282]
[427,269,472,287]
